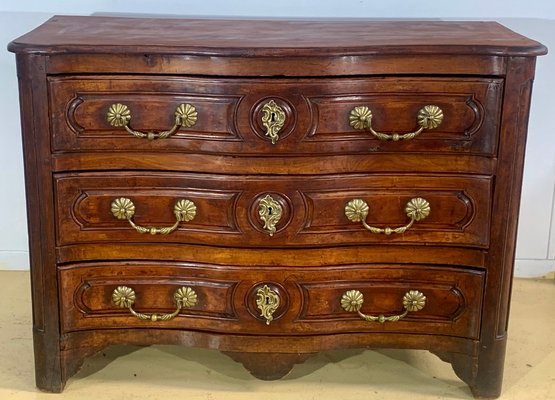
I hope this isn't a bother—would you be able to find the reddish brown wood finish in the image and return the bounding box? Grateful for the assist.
[222,352,315,380]
[54,172,492,248]
[58,262,484,338]
[49,76,502,156]
[46,53,508,76]
[9,16,546,397]
[9,17,546,56]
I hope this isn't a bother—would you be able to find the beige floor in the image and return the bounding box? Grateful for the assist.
[0,271,554,399]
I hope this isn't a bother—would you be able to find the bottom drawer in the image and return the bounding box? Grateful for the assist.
[59,262,484,339]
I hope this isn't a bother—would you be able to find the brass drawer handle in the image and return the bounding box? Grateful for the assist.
[110,197,197,235]
[261,100,286,144]
[345,197,430,235]
[106,103,198,140]
[349,105,443,141]
[341,289,426,323]
[112,286,197,322]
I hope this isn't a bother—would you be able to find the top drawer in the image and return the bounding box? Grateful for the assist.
[49,76,502,156]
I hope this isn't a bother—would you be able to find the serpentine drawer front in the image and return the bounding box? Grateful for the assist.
[10,16,545,397]
[54,172,492,248]
[49,76,502,156]
[58,262,484,339]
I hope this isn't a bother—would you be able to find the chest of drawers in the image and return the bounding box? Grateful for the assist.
[9,16,546,397]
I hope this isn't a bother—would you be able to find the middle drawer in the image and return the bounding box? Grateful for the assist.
[55,172,491,248]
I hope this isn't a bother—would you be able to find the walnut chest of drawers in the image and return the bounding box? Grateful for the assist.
[9,16,546,397]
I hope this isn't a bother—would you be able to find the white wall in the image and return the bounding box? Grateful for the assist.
[0,1,554,276]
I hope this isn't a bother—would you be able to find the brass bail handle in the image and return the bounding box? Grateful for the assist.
[107,103,198,140]
[349,105,443,141]
[345,197,430,235]
[110,197,197,235]
[341,289,426,323]
[112,286,198,322]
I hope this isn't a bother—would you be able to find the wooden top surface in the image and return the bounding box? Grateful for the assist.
[8,15,547,57]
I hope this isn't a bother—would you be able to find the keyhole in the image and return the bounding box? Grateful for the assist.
[265,296,271,305]
[268,206,273,216]
[270,112,276,123]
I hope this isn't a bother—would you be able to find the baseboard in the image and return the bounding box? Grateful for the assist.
[515,259,555,278]
[0,251,29,270]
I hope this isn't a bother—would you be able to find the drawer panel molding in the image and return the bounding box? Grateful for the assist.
[59,88,243,144]
[56,173,491,248]
[60,262,483,339]
[296,267,482,338]
[64,267,240,332]
[50,76,502,156]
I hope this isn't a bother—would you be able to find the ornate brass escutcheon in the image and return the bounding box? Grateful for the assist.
[256,285,280,325]
[261,100,286,144]
[258,194,283,236]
